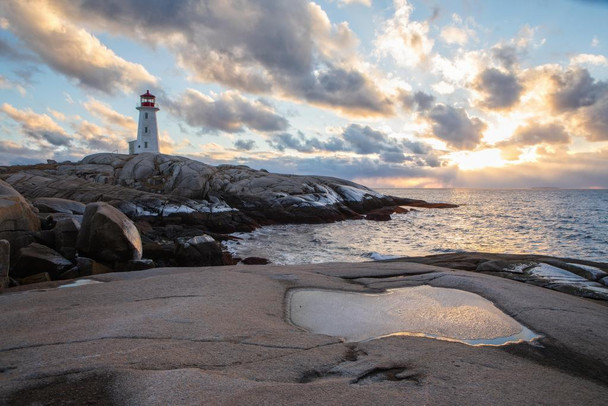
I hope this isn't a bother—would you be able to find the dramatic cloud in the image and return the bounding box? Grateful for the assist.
[0,103,71,147]
[375,0,434,67]
[267,124,440,166]
[402,90,435,112]
[168,89,289,133]
[1,0,157,94]
[473,68,523,109]
[502,123,570,146]
[579,96,608,141]
[54,0,393,116]
[550,68,608,111]
[83,99,136,131]
[426,104,486,150]
[491,45,519,70]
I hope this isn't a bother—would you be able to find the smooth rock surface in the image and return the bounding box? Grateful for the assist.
[0,179,40,257]
[0,261,606,405]
[77,202,143,263]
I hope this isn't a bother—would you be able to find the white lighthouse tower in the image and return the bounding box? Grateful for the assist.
[129,90,160,154]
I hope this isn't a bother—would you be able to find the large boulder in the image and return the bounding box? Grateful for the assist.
[77,202,143,264]
[174,235,225,266]
[0,179,40,257]
[12,242,73,279]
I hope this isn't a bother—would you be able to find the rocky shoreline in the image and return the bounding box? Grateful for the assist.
[0,152,455,287]
[1,261,607,405]
[1,153,607,404]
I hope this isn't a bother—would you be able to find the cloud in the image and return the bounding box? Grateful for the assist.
[54,0,393,116]
[402,90,435,112]
[234,139,257,151]
[0,37,36,62]
[83,98,136,131]
[374,0,434,67]
[0,103,71,147]
[570,53,608,66]
[579,95,608,141]
[1,0,157,94]
[70,119,127,152]
[0,74,26,96]
[168,89,289,133]
[440,14,476,46]
[473,68,523,109]
[426,104,486,150]
[266,124,441,166]
[502,123,570,146]
[550,68,608,111]
[336,0,372,6]
[491,45,519,70]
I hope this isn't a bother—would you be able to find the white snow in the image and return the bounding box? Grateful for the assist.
[566,263,608,280]
[369,252,402,261]
[528,263,590,283]
[58,279,103,289]
[288,286,539,346]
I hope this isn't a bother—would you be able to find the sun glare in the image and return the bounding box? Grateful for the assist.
[448,149,506,171]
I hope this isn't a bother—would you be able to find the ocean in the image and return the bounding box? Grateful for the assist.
[223,189,608,264]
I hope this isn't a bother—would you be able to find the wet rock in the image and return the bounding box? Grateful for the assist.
[174,235,225,266]
[77,202,143,263]
[33,197,86,215]
[600,277,608,287]
[242,257,270,265]
[13,243,73,279]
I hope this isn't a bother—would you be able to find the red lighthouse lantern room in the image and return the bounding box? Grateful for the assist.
[140,90,155,107]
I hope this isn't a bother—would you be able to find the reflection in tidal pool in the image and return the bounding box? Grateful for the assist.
[288,286,539,346]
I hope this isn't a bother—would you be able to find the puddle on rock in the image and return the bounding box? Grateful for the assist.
[288,286,539,346]
[58,279,103,289]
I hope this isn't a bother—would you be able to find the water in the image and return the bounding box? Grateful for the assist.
[224,189,608,264]
[288,286,540,346]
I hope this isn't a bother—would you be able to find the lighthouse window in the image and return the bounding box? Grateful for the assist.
[145,126,148,133]
[144,142,148,148]
[145,113,148,119]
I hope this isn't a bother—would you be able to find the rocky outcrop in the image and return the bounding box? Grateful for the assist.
[76,202,143,264]
[0,179,40,257]
[1,153,454,229]
[33,197,86,215]
[385,252,608,301]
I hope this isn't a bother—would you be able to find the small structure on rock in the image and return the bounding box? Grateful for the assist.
[128,90,160,154]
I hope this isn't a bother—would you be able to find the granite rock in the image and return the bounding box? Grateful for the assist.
[77,202,143,264]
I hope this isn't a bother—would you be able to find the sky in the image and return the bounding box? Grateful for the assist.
[1,0,607,188]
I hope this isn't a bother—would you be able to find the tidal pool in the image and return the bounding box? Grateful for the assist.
[288,286,539,346]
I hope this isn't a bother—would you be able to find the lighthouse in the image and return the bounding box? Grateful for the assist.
[128,90,160,154]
